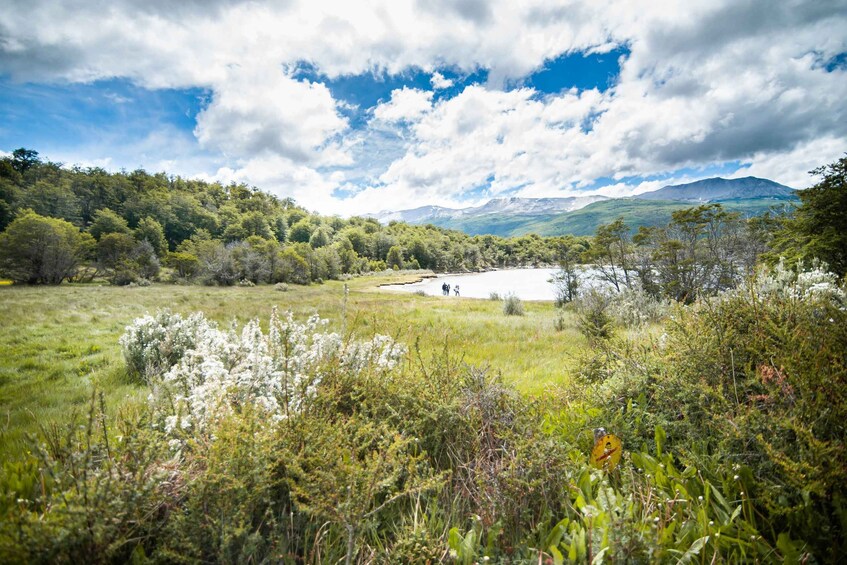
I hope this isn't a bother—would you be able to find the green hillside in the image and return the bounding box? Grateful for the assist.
[429,197,798,236]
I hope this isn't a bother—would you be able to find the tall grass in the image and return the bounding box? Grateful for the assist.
[0,276,584,457]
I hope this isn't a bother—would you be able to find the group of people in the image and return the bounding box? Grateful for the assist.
[441,282,460,296]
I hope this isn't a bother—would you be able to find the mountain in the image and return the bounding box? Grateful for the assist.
[374,195,608,224]
[636,176,795,202]
[373,177,799,237]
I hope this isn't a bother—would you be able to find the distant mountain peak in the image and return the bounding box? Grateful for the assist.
[635,176,795,202]
[373,194,609,224]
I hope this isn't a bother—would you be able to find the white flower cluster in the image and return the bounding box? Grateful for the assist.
[121,308,407,437]
[120,310,211,383]
[606,286,671,328]
[747,259,846,305]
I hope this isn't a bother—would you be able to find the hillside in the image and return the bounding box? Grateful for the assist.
[379,176,799,236]
[411,197,798,236]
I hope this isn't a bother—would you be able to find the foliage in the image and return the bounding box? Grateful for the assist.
[0,149,601,286]
[574,289,614,343]
[132,309,405,438]
[605,286,670,328]
[502,293,524,316]
[0,209,94,284]
[769,155,847,276]
[593,204,768,302]
[2,274,844,562]
[97,233,160,284]
[577,261,847,561]
[120,309,210,383]
[134,216,168,256]
[88,208,130,240]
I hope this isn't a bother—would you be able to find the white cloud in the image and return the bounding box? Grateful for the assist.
[1,0,845,215]
[430,72,453,89]
[194,66,348,164]
[372,87,433,123]
[728,136,847,189]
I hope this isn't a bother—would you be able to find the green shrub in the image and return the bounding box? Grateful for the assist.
[0,209,94,284]
[575,289,613,343]
[578,263,847,561]
[502,293,524,316]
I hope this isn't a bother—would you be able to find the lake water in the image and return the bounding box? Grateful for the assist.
[381,267,602,301]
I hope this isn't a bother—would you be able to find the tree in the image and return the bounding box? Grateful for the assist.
[166,251,200,279]
[288,218,314,243]
[770,156,847,276]
[309,226,331,249]
[97,233,159,284]
[587,217,633,292]
[275,247,310,284]
[89,208,130,240]
[11,148,40,174]
[134,216,168,256]
[231,241,271,283]
[551,237,583,305]
[386,245,404,270]
[0,210,94,284]
[16,179,81,224]
[197,242,238,286]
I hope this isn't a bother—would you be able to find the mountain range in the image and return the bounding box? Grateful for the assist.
[373,177,799,237]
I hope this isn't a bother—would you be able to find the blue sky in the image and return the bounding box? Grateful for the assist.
[1,1,845,214]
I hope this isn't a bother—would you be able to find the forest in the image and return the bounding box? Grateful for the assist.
[0,149,590,287]
[0,151,845,563]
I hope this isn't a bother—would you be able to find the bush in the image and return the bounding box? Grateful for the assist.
[119,309,212,383]
[574,289,613,343]
[0,210,94,284]
[489,292,500,301]
[578,262,847,561]
[125,309,406,437]
[273,282,289,292]
[502,293,524,316]
[606,285,670,327]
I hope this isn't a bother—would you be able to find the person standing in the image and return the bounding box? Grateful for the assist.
[454,284,460,296]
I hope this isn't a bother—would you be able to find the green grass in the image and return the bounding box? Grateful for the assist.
[0,275,587,458]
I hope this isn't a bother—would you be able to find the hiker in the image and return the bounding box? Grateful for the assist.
[454,284,460,296]
[441,282,448,295]
[446,283,451,295]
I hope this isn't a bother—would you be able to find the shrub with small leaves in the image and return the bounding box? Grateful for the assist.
[502,293,524,316]
[575,289,613,343]
[122,309,407,438]
[606,286,670,328]
[120,309,212,383]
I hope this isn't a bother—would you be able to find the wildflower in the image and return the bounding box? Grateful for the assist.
[124,309,407,440]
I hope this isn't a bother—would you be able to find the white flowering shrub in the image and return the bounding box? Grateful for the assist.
[606,286,671,328]
[121,308,407,437]
[120,310,213,383]
[740,259,845,306]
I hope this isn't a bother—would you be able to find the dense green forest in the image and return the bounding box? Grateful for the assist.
[0,148,590,286]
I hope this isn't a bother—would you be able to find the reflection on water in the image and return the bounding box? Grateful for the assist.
[380,268,602,301]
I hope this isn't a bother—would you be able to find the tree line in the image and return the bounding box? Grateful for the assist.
[1,148,844,295]
[0,149,588,285]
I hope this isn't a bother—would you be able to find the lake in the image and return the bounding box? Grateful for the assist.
[381,267,603,301]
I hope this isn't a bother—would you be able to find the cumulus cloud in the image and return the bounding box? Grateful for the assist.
[194,66,348,164]
[372,87,433,123]
[431,72,454,89]
[1,0,845,214]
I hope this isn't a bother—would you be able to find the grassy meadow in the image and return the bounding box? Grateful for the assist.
[0,274,585,459]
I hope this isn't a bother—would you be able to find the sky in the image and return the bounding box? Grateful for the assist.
[1,0,846,216]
